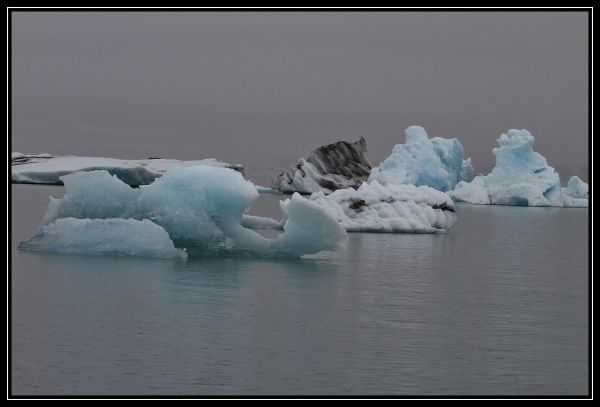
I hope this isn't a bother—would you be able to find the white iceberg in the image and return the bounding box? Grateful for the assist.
[11,153,244,186]
[21,166,347,258]
[306,181,457,233]
[449,129,587,208]
[19,218,181,258]
[368,126,474,192]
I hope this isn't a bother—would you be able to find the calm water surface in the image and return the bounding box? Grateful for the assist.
[11,184,589,395]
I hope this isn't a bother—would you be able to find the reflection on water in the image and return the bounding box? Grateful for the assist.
[11,186,588,395]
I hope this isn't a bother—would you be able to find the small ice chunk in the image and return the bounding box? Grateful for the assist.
[563,176,588,199]
[271,193,348,256]
[561,176,589,208]
[240,214,283,229]
[449,176,490,205]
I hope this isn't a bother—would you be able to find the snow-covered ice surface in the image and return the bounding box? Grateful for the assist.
[449,129,588,208]
[272,137,372,194]
[19,218,181,258]
[306,181,457,233]
[19,166,347,258]
[368,126,473,192]
[11,153,244,186]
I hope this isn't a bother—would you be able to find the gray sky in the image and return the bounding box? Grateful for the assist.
[11,11,589,183]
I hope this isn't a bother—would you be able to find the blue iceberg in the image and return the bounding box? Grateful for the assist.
[21,166,348,258]
[368,126,473,192]
[449,129,588,208]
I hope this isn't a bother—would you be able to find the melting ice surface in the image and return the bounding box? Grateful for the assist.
[449,129,588,208]
[19,167,348,258]
[368,126,473,192]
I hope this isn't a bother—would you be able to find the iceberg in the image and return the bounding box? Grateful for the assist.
[368,126,474,192]
[272,137,372,194]
[449,129,587,208]
[306,181,457,233]
[19,218,181,258]
[11,153,244,186]
[20,166,347,258]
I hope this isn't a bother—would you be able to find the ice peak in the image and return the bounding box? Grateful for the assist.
[497,129,534,149]
[405,126,430,144]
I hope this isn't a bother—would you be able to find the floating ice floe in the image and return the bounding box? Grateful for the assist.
[20,166,348,258]
[449,129,588,208]
[368,126,474,192]
[307,181,457,233]
[11,153,244,186]
[272,137,372,194]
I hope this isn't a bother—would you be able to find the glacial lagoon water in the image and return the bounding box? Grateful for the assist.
[10,184,589,395]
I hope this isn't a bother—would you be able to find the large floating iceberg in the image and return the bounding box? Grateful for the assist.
[20,166,348,258]
[272,137,372,194]
[307,181,457,233]
[11,153,244,186]
[449,129,588,208]
[368,126,474,192]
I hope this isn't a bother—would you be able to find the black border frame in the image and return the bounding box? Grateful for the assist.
[6,6,593,400]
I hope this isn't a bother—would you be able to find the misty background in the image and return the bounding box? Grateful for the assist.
[11,11,589,184]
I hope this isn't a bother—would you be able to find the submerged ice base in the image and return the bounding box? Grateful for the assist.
[20,167,348,258]
[20,218,181,258]
[449,129,588,208]
[368,126,473,192]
